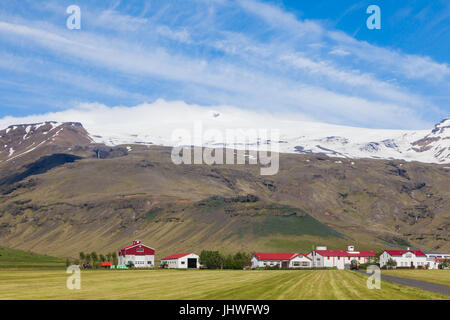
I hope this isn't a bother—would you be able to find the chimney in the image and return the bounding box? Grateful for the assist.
[348,245,354,252]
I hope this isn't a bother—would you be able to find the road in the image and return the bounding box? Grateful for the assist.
[357,270,450,296]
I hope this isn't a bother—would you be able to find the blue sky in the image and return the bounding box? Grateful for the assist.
[0,0,449,129]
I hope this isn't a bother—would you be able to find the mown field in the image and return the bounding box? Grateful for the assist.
[0,269,448,300]
[382,269,450,286]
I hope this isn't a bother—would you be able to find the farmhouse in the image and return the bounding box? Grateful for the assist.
[308,246,376,270]
[379,249,427,268]
[118,240,155,268]
[160,253,200,269]
[251,253,312,269]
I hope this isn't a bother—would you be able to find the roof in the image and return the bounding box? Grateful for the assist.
[253,253,309,261]
[161,253,194,260]
[314,250,376,257]
[100,262,113,266]
[385,250,426,257]
[119,240,155,253]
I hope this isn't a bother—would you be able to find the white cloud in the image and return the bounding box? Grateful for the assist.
[0,0,447,129]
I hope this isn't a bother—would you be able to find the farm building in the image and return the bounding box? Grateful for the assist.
[160,253,200,269]
[251,253,312,269]
[379,249,427,268]
[118,240,155,268]
[308,246,376,270]
[425,252,450,269]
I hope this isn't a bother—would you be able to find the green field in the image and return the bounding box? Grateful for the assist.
[382,269,450,286]
[0,269,448,300]
[0,247,65,269]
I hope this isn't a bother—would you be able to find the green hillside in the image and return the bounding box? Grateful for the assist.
[0,247,65,269]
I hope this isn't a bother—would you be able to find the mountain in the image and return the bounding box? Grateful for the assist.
[0,122,93,164]
[0,120,448,258]
[76,108,449,164]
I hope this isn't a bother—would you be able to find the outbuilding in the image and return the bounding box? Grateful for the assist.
[251,253,311,269]
[118,240,155,268]
[425,252,450,269]
[160,253,200,269]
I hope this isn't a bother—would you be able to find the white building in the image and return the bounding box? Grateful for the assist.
[118,240,155,268]
[160,253,200,269]
[379,249,427,268]
[251,253,312,269]
[307,246,376,270]
[425,252,450,269]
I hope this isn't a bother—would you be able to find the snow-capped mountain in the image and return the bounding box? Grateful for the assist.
[0,122,93,163]
[83,111,450,164]
[0,103,449,164]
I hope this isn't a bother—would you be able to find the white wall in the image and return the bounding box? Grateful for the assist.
[161,253,200,269]
[119,254,154,268]
[380,251,427,268]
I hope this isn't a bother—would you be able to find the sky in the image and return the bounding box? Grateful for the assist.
[0,0,449,130]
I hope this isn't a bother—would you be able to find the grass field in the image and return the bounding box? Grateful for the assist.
[382,269,450,286]
[0,247,65,269]
[0,269,448,300]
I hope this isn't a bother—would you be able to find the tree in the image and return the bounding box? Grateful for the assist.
[106,253,112,262]
[200,250,224,269]
[99,254,106,262]
[223,252,251,269]
[386,258,397,269]
[112,252,118,265]
[438,260,449,269]
[79,252,85,262]
[65,258,71,267]
[85,253,91,264]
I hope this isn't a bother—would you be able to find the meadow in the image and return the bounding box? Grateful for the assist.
[0,269,448,300]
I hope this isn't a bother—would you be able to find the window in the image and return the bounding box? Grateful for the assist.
[181,261,185,264]
[136,248,144,253]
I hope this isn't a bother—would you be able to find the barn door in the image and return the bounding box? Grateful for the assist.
[187,258,197,268]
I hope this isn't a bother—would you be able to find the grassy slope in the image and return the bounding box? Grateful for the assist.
[0,247,65,269]
[0,146,448,257]
[382,270,450,286]
[0,269,447,300]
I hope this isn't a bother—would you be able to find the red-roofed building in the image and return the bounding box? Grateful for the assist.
[160,253,199,269]
[251,252,311,269]
[307,246,376,269]
[380,248,428,268]
[118,240,155,268]
[425,252,450,269]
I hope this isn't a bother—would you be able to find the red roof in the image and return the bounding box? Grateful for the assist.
[100,262,113,266]
[253,253,310,261]
[161,253,194,260]
[385,250,426,257]
[314,250,376,257]
[118,240,155,256]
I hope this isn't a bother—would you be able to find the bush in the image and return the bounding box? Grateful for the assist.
[200,251,224,269]
[223,252,251,270]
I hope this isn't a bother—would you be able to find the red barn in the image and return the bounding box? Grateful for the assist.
[118,240,155,268]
